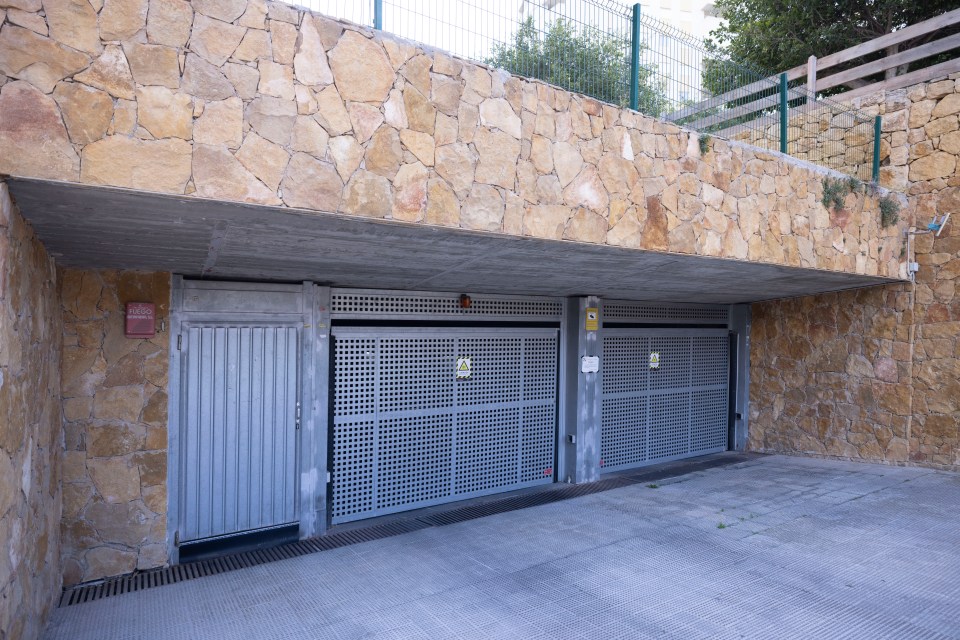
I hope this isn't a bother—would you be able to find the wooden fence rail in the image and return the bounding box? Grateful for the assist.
[665,8,960,124]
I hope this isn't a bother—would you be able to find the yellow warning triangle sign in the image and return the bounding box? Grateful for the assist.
[458,360,470,371]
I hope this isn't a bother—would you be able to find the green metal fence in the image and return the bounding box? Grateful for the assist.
[288,0,881,181]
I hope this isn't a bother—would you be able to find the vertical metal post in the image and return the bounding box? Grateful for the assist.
[629,3,641,111]
[299,283,331,539]
[779,72,788,154]
[166,275,184,566]
[373,0,383,30]
[872,115,882,183]
[727,305,751,452]
[564,296,602,484]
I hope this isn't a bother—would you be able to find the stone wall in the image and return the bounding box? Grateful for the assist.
[749,285,915,462]
[0,183,62,640]
[749,75,960,470]
[729,106,883,181]
[0,0,906,279]
[831,73,960,192]
[60,270,170,585]
[733,72,960,192]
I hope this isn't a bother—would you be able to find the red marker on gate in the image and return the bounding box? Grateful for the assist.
[544,467,553,476]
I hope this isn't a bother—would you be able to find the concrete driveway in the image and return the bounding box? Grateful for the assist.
[45,455,960,639]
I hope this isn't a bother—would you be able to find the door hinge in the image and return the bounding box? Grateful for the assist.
[174,530,180,547]
[177,334,182,351]
[295,402,301,429]
[326,471,331,484]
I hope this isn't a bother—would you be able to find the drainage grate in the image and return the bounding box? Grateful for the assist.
[58,519,429,608]
[59,453,758,607]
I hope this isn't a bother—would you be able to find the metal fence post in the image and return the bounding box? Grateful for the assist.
[779,72,788,154]
[373,0,382,30]
[629,3,641,111]
[872,115,882,183]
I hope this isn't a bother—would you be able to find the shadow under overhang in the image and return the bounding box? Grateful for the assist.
[5,177,903,304]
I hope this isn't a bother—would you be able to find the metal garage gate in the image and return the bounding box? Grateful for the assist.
[179,323,300,542]
[600,328,729,472]
[330,327,559,524]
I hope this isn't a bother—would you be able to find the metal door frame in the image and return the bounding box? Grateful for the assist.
[599,327,730,473]
[167,278,317,564]
[329,325,561,524]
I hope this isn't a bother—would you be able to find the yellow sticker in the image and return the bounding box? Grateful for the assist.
[585,307,599,331]
[456,357,472,379]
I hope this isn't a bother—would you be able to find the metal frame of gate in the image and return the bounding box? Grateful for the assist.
[330,326,560,524]
[168,279,313,564]
[327,289,567,525]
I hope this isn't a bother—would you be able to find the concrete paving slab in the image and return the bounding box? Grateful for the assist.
[45,455,960,639]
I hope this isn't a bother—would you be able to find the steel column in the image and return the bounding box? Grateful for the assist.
[564,296,602,483]
[872,115,882,183]
[166,275,184,565]
[373,0,383,30]
[629,4,641,111]
[298,284,330,538]
[779,72,789,154]
[728,304,751,451]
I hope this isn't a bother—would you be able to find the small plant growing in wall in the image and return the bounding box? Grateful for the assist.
[822,177,851,213]
[879,195,900,228]
[698,134,712,156]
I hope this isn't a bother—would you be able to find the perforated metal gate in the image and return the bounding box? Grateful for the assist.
[600,328,729,473]
[331,327,559,524]
[179,324,300,542]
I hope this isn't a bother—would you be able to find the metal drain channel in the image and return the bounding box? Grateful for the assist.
[59,453,757,607]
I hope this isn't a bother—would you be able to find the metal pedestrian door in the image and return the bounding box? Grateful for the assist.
[331,327,559,524]
[179,324,300,543]
[600,328,729,472]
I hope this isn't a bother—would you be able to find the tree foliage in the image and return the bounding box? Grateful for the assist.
[486,16,669,116]
[704,0,960,94]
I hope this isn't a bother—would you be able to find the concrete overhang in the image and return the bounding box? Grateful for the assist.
[7,178,901,304]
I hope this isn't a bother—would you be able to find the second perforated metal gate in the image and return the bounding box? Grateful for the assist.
[330,327,558,524]
[600,328,729,472]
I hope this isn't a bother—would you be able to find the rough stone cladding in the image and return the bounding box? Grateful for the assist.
[59,270,170,586]
[730,104,883,180]
[0,183,63,640]
[0,0,906,278]
[731,74,960,190]
[749,286,915,462]
[749,76,960,470]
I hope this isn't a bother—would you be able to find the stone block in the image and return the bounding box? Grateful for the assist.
[192,144,281,205]
[280,152,341,211]
[81,136,192,193]
[0,81,80,180]
[328,31,393,103]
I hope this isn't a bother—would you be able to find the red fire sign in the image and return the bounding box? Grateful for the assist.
[125,302,155,338]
